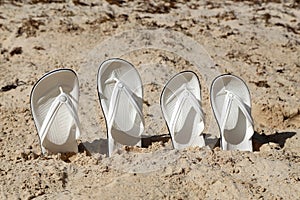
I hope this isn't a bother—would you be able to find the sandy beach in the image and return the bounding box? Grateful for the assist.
[0,0,299,199]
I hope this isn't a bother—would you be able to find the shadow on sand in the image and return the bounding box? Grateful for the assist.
[80,134,171,156]
[252,131,296,151]
[141,134,170,148]
[79,131,296,155]
[79,139,108,156]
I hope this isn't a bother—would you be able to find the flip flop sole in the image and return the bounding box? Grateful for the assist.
[210,74,253,151]
[30,69,80,153]
[161,71,205,149]
[97,58,143,156]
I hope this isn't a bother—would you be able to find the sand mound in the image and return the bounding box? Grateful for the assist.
[0,0,299,199]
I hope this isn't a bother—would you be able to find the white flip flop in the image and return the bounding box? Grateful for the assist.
[161,71,205,150]
[30,69,81,154]
[210,74,254,151]
[97,58,144,156]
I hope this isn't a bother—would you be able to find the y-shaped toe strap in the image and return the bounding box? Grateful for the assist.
[105,75,144,137]
[166,84,204,137]
[217,89,253,139]
[40,87,81,153]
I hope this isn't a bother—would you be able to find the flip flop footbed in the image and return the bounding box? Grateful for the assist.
[30,69,80,153]
[161,71,205,150]
[210,74,253,151]
[98,59,144,156]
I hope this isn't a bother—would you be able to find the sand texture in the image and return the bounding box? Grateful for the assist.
[0,0,299,199]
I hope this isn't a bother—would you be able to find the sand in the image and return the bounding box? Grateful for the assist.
[0,0,299,199]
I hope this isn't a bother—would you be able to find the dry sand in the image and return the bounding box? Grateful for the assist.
[0,0,299,199]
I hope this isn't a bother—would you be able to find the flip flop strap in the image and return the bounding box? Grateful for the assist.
[168,87,204,137]
[40,88,81,151]
[106,78,144,136]
[218,90,253,134]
